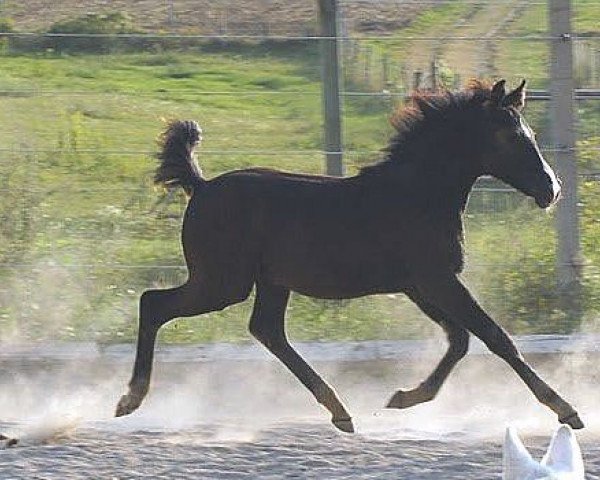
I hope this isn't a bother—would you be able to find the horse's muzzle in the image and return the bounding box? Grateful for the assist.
[534,176,562,209]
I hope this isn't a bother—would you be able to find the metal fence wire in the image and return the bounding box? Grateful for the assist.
[0,0,599,343]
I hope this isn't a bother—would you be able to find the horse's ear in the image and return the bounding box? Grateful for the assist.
[503,79,527,111]
[490,79,506,106]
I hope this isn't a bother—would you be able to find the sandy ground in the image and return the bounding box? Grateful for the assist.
[0,348,599,478]
[6,423,594,479]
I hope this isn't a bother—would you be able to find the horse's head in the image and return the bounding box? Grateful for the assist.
[480,79,561,209]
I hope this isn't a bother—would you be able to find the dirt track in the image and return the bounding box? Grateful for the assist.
[1,349,599,478]
[4,422,598,479]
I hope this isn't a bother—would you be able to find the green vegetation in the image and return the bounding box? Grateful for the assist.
[0,17,14,33]
[44,12,139,53]
[0,4,599,344]
[574,0,600,32]
[48,12,137,35]
[0,45,392,344]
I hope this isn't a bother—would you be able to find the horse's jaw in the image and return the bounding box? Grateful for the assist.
[503,426,585,480]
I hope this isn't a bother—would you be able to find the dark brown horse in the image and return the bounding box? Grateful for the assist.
[115,80,583,433]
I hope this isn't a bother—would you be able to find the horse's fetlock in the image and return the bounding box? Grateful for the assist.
[418,383,438,402]
[128,380,149,397]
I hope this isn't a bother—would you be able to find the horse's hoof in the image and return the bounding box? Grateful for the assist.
[386,389,429,409]
[559,412,585,430]
[115,394,141,417]
[332,417,354,434]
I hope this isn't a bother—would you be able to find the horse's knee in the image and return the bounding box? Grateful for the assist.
[481,324,520,359]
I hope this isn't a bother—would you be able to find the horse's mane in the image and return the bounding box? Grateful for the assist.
[360,80,494,176]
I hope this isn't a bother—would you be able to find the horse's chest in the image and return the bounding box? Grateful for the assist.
[374,220,465,275]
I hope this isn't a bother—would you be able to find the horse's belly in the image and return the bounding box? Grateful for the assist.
[264,247,411,299]
[290,278,410,300]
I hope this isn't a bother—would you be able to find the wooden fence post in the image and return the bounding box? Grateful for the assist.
[318,0,344,176]
[548,0,582,316]
[413,70,423,90]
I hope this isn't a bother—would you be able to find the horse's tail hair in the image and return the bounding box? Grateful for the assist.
[155,120,205,196]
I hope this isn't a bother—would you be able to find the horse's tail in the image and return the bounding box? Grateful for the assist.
[155,120,205,196]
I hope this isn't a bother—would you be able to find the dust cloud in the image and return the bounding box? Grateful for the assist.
[0,331,598,448]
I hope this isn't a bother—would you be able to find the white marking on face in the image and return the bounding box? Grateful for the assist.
[520,116,561,202]
[543,156,562,202]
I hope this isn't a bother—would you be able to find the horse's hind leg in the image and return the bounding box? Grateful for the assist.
[248,283,354,433]
[387,293,468,409]
[116,279,248,417]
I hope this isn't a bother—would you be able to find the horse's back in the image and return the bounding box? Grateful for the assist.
[182,167,357,251]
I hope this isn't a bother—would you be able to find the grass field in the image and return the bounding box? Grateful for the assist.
[0,2,599,344]
[0,45,403,344]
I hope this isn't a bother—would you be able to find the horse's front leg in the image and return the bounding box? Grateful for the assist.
[413,272,584,429]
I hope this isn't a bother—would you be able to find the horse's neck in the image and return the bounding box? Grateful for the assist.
[387,151,479,214]
[359,125,482,213]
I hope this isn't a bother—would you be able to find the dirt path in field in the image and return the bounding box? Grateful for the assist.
[438,0,528,79]
[368,1,528,90]
[3,0,435,36]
